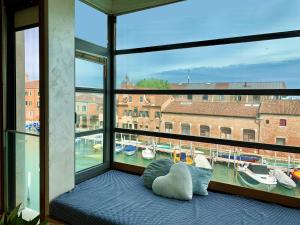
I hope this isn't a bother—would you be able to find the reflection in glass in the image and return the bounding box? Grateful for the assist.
[114,133,300,198]
[75,134,103,172]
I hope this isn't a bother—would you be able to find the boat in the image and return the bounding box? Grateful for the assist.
[173,150,193,165]
[142,147,155,160]
[93,144,102,151]
[115,144,123,153]
[291,170,300,185]
[271,169,296,189]
[123,145,137,156]
[238,164,277,191]
[218,153,261,163]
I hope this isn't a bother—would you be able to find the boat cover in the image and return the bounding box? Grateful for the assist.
[50,170,300,225]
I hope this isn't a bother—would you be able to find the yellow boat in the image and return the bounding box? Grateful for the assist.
[173,150,193,165]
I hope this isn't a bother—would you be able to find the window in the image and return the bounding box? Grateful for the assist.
[155,111,161,118]
[140,96,143,103]
[75,55,105,172]
[134,123,138,129]
[202,95,208,101]
[128,96,133,102]
[75,0,107,46]
[218,95,225,102]
[235,95,242,102]
[122,123,128,129]
[123,110,128,116]
[220,127,231,139]
[200,125,210,137]
[253,96,260,104]
[279,119,286,127]
[243,129,255,142]
[181,123,191,135]
[145,111,149,117]
[117,0,300,49]
[114,1,300,204]
[276,137,286,145]
[165,122,173,133]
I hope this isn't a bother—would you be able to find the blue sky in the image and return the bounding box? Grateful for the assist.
[24,27,39,81]
[25,0,300,88]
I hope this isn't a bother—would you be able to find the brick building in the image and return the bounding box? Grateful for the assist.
[76,93,104,131]
[25,79,40,122]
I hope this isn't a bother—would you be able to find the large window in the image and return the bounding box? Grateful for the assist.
[12,27,40,214]
[75,56,105,172]
[113,0,300,203]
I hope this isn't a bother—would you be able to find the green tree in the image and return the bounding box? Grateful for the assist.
[136,78,170,89]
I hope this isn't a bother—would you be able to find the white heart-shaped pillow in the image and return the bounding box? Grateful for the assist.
[152,162,193,200]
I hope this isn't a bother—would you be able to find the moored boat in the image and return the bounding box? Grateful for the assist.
[115,144,123,153]
[142,147,155,160]
[271,169,296,189]
[238,164,277,191]
[123,145,137,156]
[291,170,300,185]
[218,153,261,163]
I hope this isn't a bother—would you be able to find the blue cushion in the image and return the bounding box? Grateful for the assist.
[143,159,174,189]
[188,166,213,196]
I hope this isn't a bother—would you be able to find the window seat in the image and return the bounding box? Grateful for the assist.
[50,170,300,225]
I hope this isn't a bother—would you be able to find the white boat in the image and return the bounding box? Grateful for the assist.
[142,147,155,160]
[115,144,123,153]
[238,164,277,191]
[272,169,296,189]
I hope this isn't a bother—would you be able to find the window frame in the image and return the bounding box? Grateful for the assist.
[110,11,300,208]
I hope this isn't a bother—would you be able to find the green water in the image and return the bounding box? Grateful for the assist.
[114,149,300,198]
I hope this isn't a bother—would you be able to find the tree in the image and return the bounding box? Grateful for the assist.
[136,78,170,89]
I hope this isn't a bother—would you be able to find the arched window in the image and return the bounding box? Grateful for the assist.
[243,129,255,142]
[200,125,210,137]
[220,127,231,139]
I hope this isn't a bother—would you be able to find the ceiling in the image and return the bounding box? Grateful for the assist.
[82,0,184,15]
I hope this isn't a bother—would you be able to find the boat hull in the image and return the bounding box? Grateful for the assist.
[238,171,276,191]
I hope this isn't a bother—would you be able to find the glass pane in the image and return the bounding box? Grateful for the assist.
[114,132,300,199]
[116,37,300,89]
[75,58,104,89]
[6,132,40,216]
[75,0,107,47]
[116,94,300,147]
[15,27,40,135]
[75,134,103,172]
[117,0,300,49]
[75,93,103,132]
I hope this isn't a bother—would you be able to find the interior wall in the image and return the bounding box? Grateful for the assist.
[42,0,75,210]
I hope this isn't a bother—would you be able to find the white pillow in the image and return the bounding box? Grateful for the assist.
[152,162,193,200]
[194,154,212,169]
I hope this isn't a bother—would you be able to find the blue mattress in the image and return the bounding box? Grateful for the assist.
[50,170,300,225]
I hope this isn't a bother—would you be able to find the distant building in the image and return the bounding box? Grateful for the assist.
[76,94,103,131]
[25,79,40,122]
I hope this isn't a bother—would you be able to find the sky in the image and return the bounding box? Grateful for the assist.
[25,0,300,88]
[24,27,39,81]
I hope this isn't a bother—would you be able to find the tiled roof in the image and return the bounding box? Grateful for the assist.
[76,94,103,103]
[259,100,300,115]
[162,101,259,118]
